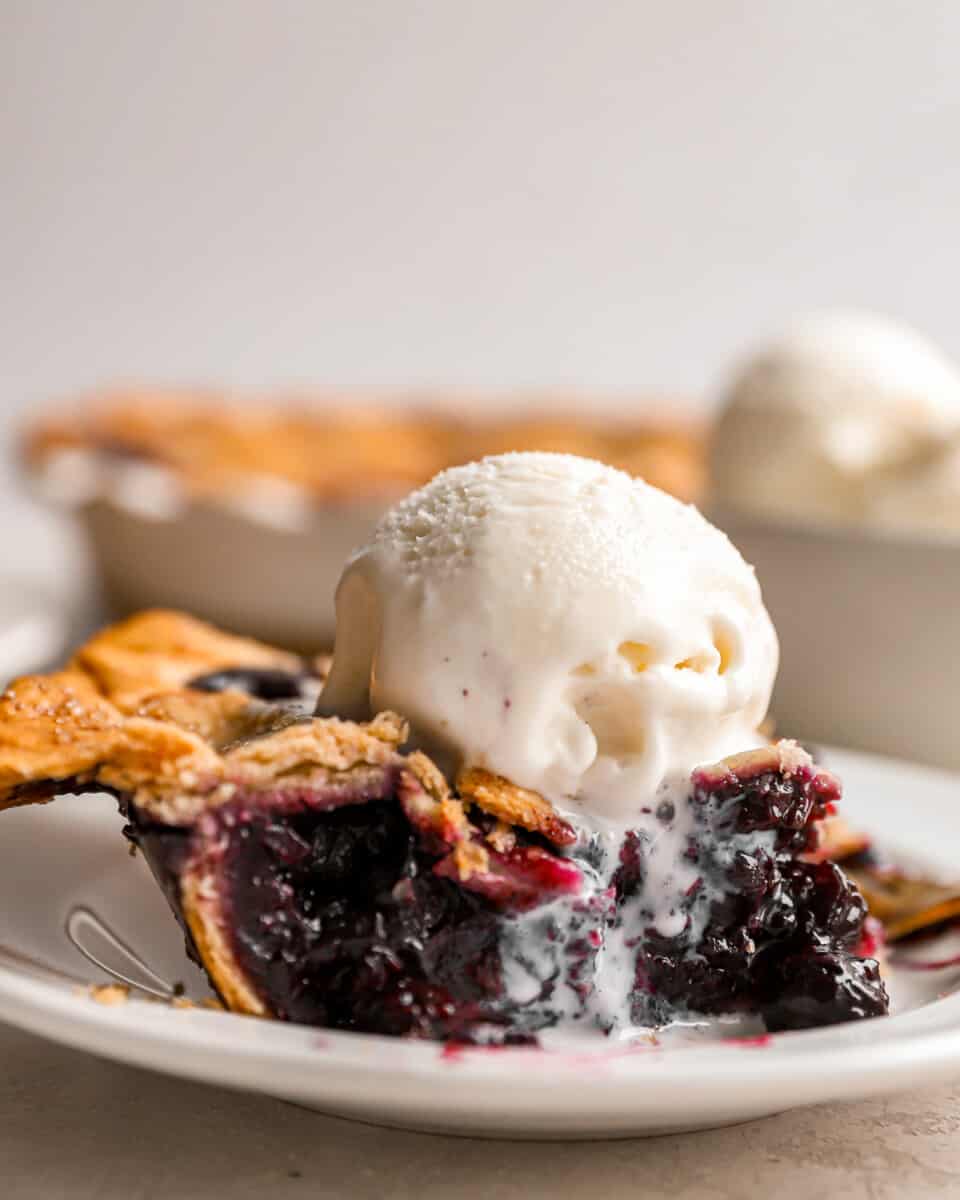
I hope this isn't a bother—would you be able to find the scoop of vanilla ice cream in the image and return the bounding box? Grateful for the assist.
[711,311,960,528]
[320,452,778,829]
[867,438,960,537]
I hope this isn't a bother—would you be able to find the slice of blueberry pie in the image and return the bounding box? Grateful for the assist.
[0,470,889,1045]
[0,610,886,1039]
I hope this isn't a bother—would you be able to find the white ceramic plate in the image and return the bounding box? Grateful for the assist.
[0,746,959,1140]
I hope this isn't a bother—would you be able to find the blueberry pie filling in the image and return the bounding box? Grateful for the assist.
[0,611,887,1041]
[189,665,322,703]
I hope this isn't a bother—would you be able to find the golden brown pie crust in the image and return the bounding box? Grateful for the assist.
[0,611,404,823]
[24,393,705,504]
[456,766,578,847]
[0,610,578,853]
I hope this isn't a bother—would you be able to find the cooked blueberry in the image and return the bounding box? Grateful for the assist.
[728,848,774,894]
[752,948,888,1032]
[748,883,798,939]
[612,830,645,899]
[189,666,311,700]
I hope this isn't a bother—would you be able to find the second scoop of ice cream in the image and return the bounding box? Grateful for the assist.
[320,452,777,830]
[711,311,960,529]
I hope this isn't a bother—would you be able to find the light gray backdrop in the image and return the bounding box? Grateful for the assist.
[5,1,960,407]
[3,0,960,557]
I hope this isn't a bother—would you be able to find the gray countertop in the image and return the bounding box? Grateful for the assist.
[2,1021,959,1199]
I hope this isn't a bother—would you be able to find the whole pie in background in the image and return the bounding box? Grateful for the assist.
[21,392,705,649]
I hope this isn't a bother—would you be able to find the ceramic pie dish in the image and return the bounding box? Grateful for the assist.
[22,394,705,650]
[711,508,960,772]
